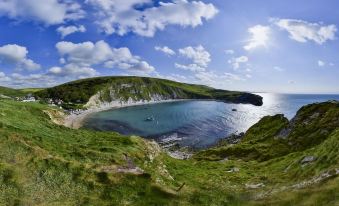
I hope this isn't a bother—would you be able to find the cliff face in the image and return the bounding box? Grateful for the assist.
[83,82,186,109]
[35,76,263,107]
[84,89,175,109]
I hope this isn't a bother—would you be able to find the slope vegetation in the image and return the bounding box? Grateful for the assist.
[35,76,263,106]
[0,86,25,98]
[0,99,337,205]
[195,101,339,161]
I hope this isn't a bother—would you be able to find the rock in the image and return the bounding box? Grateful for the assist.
[245,183,265,189]
[117,166,144,175]
[218,157,229,162]
[226,132,245,144]
[300,156,316,164]
[233,93,263,106]
[218,132,245,145]
[310,112,320,119]
[0,94,11,99]
[276,127,292,139]
[167,150,192,160]
[226,167,239,173]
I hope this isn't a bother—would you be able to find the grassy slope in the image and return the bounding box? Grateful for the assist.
[0,86,25,97]
[19,88,44,94]
[0,100,338,205]
[195,102,339,162]
[0,86,43,98]
[35,76,263,106]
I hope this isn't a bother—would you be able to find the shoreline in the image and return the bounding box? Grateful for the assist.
[63,99,191,129]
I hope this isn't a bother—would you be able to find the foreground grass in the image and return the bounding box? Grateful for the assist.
[0,99,338,205]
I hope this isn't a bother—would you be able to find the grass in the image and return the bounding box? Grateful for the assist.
[0,99,338,205]
[34,76,263,106]
[19,88,44,94]
[194,102,339,162]
[0,86,43,98]
[0,86,25,97]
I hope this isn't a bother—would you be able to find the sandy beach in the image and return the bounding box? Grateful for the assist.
[63,99,190,129]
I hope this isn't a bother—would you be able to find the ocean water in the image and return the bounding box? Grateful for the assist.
[82,93,339,148]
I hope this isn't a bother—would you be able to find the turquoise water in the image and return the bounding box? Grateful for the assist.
[83,93,339,148]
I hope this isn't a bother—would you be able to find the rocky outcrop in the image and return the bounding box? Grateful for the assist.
[231,93,263,106]
[300,156,317,165]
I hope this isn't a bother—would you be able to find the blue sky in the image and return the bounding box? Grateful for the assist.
[0,0,338,93]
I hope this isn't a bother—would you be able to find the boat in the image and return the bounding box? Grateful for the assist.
[145,116,155,121]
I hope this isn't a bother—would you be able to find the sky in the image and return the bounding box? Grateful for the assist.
[0,0,338,93]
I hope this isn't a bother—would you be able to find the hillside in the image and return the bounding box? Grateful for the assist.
[0,86,43,98]
[0,99,338,205]
[0,86,25,98]
[194,101,339,161]
[35,76,263,107]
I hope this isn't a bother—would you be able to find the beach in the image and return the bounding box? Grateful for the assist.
[63,99,190,129]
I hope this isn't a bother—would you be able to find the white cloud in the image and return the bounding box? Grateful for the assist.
[318,60,325,67]
[0,44,40,71]
[195,71,245,86]
[273,18,337,44]
[228,55,248,70]
[57,25,86,38]
[153,72,187,83]
[0,0,85,25]
[223,72,245,81]
[245,74,252,78]
[154,46,176,56]
[48,64,98,79]
[86,0,218,37]
[174,63,205,72]
[54,40,155,78]
[273,66,284,72]
[178,45,211,67]
[105,60,155,73]
[0,72,11,82]
[288,80,296,84]
[244,25,270,50]
[175,45,211,73]
[225,49,235,55]
[10,73,59,88]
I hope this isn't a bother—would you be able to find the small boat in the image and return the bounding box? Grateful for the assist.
[232,108,237,112]
[145,116,155,121]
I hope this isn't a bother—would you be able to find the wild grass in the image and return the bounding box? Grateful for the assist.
[0,99,337,205]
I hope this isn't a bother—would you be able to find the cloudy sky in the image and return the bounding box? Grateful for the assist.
[0,0,338,93]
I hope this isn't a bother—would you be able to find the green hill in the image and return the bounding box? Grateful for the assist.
[195,101,339,161]
[35,76,263,106]
[0,99,338,205]
[0,86,25,98]
[0,86,43,98]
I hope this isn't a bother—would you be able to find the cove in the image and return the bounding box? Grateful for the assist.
[82,93,339,148]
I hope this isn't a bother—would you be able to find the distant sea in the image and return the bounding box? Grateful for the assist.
[82,93,339,148]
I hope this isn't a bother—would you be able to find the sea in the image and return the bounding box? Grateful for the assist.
[82,93,339,149]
